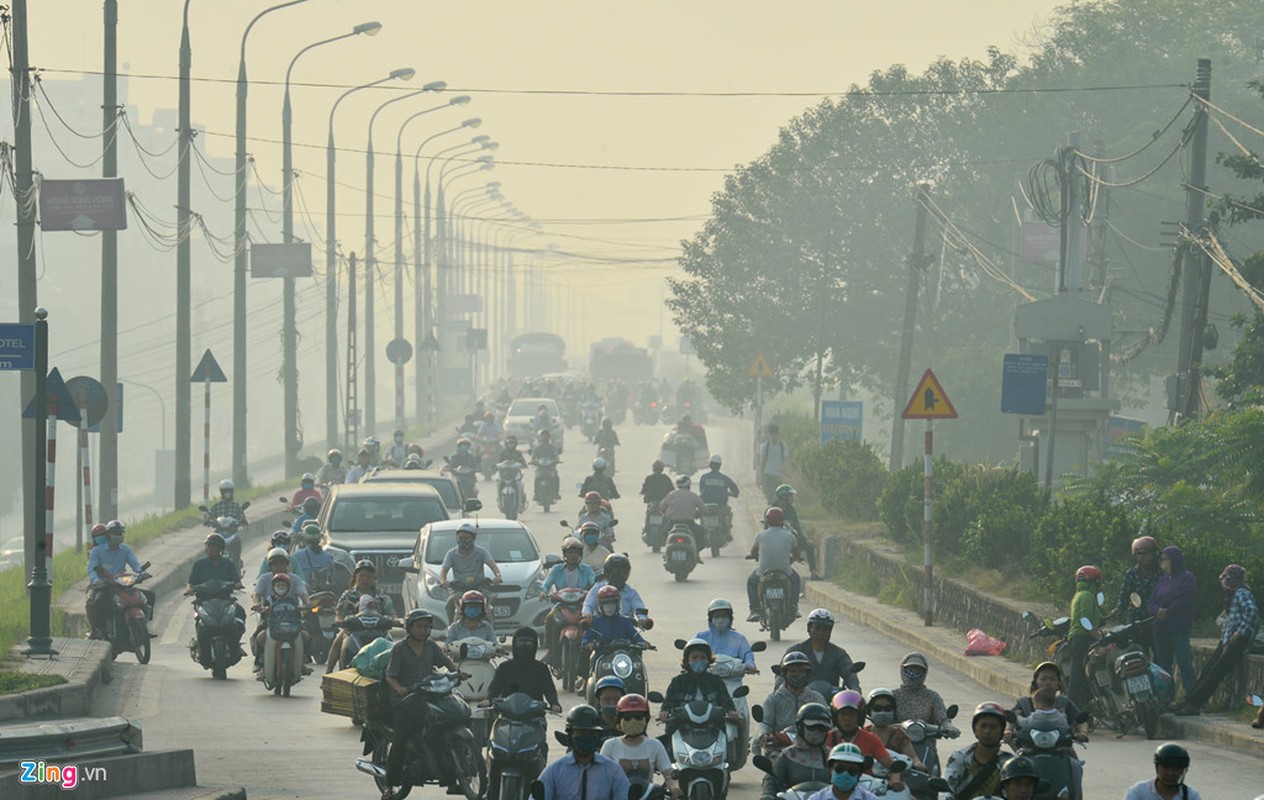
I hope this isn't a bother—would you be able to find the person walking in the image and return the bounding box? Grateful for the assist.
[757,423,790,505]
[1147,546,1197,698]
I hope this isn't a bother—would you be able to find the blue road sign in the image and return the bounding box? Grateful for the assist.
[1001,354,1049,415]
[0,323,36,371]
[820,400,863,444]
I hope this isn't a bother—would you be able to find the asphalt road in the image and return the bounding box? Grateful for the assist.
[90,417,1263,799]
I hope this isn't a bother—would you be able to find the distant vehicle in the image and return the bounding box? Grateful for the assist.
[362,469,465,517]
[507,332,567,380]
[315,483,450,612]
[503,397,565,451]
[589,337,653,385]
[0,537,24,573]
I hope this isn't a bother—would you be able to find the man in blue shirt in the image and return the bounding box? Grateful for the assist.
[86,520,146,639]
[582,554,648,622]
[537,705,630,800]
[290,523,336,590]
[697,454,740,538]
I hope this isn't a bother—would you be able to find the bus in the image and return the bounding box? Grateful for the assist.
[507,332,567,379]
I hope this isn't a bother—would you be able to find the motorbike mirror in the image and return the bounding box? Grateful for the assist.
[733,685,750,699]
[1096,591,1106,606]
[530,781,545,800]
[1246,694,1264,708]
[674,639,688,650]
[140,561,152,571]
[929,778,952,793]
[464,499,483,514]
[559,520,571,529]
[945,704,959,719]
[544,554,563,568]
[279,497,288,503]
[610,519,619,527]
[751,754,775,775]
[1130,592,1143,608]
[397,557,417,573]
[198,505,209,513]
[241,500,251,510]
[1021,610,1033,621]
[750,704,764,724]
[1041,616,1056,629]
[852,661,866,673]
[1080,617,1094,631]
[646,691,665,704]
[751,641,768,652]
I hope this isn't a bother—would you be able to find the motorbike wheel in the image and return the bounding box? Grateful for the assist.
[674,570,688,583]
[1140,701,1160,739]
[499,772,523,800]
[211,640,227,680]
[767,609,781,642]
[450,739,486,800]
[505,497,519,521]
[131,619,152,664]
[374,736,413,800]
[710,542,720,558]
[562,639,579,693]
[687,781,714,800]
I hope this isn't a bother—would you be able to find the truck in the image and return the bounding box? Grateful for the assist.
[507,332,567,379]
[589,338,653,385]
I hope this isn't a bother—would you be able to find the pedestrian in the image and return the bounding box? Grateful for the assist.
[1172,564,1258,715]
[1123,743,1202,800]
[757,423,790,505]
[1147,546,1197,697]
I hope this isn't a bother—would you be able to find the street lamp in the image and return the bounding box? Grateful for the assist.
[324,67,414,449]
[280,21,379,476]
[232,0,311,487]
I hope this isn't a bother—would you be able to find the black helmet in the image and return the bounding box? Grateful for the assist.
[404,609,434,629]
[1153,742,1190,769]
[603,553,631,574]
[203,532,226,549]
[1000,756,1040,785]
[795,702,833,735]
[565,704,603,732]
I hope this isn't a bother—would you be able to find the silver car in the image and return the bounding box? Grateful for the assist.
[399,519,559,638]
[503,397,565,451]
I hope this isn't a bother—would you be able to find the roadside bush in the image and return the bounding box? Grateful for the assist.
[935,467,1048,571]
[878,458,967,546]
[799,439,887,522]
[1030,490,1138,602]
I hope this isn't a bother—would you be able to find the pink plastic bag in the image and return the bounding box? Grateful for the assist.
[964,628,1007,656]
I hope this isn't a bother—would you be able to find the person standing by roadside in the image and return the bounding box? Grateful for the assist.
[1066,566,1103,710]
[1112,536,1161,630]
[757,423,790,505]
[1147,546,1197,698]
[1173,564,1258,715]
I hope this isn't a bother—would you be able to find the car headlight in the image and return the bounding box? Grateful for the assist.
[424,572,449,600]
[526,568,546,597]
[612,653,634,679]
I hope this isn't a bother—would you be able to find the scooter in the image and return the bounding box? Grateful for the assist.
[531,456,560,513]
[901,703,959,778]
[642,503,667,553]
[547,587,588,693]
[1084,615,1172,739]
[357,670,486,800]
[585,635,653,704]
[650,686,747,800]
[580,402,602,441]
[187,578,245,679]
[100,563,156,664]
[336,611,398,670]
[701,504,728,558]
[199,501,249,572]
[662,522,700,582]
[1021,609,1073,677]
[633,397,661,425]
[480,435,501,482]
[702,639,768,771]
[304,587,339,664]
[448,637,508,747]
[487,692,551,800]
[752,566,797,642]
[1008,707,1085,800]
[496,461,527,520]
[258,593,305,697]
[446,458,480,504]
[597,443,617,477]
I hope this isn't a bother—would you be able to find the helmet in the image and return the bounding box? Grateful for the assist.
[780,651,811,670]
[867,687,897,710]
[579,521,602,535]
[706,598,734,617]
[651,459,664,472]
[404,608,434,629]
[796,702,833,731]
[1131,535,1158,555]
[456,522,478,537]
[593,676,626,696]
[105,519,126,535]
[302,523,322,540]
[460,590,486,607]
[831,690,865,715]
[592,457,607,472]
[1000,756,1040,785]
[353,558,376,574]
[270,530,291,547]
[266,547,290,563]
[561,537,584,553]
[1032,661,1063,686]
[303,496,321,510]
[603,553,631,575]
[219,479,234,492]
[602,418,613,428]
[1153,742,1190,768]
[597,585,621,603]
[363,436,380,448]
[972,701,1007,727]
[358,447,371,457]
[764,507,785,526]
[204,533,226,549]
[584,491,603,504]
[407,443,424,456]
[901,652,929,670]
[1075,565,1102,583]
[827,742,867,765]
[675,475,690,489]
[682,637,712,661]
[709,454,722,466]
[807,608,835,627]
[775,483,797,499]
[506,435,518,446]
[90,523,108,536]
[565,704,603,732]
[327,448,342,461]
[616,693,650,716]
[393,428,404,438]
[301,472,315,482]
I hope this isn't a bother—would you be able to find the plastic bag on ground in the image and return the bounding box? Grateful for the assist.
[964,627,1007,656]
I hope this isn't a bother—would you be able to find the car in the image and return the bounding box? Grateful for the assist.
[315,483,450,612]
[398,519,560,638]
[503,397,565,451]
[362,469,465,517]
[0,537,24,573]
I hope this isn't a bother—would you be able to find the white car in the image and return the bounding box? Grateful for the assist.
[398,519,559,637]
[503,397,565,451]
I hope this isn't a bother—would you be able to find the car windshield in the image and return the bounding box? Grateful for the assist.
[508,400,554,417]
[424,528,539,565]
[364,475,461,509]
[327,497,447,532]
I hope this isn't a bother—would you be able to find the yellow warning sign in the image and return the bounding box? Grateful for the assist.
[901,368,958,420]
[747,352,775,379]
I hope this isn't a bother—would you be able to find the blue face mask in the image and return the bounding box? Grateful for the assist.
[583,534,599,546]
[464,606,482,619]
[93,535,108,547]
[689,660,709,674]
[709,617,732,633]
[831,770,859,792]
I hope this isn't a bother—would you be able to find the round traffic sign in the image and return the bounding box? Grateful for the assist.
[385,337,413,365]
[65,376,108,428]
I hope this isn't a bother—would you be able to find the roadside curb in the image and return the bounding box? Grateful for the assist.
[0,638,113,722]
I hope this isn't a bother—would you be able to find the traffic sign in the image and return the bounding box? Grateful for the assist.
[386,337,414,365]
[901,369,957,420]
[820,400,863,444]
[1001,354,1049,415]
[0,323,36,370]
[419,333,441,353]
[38,178,128,231]
[65,376,108,428]
[747,352,774,379]
[189,349,227,383]
[23,368,82,424]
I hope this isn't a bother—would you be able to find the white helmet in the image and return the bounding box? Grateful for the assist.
[266,547,290,562]
[709,454,722,466]
[301,472,315,482]
[707,598,734,617]
[218,479,234,492]
[807,608,835,626]
[592,457,607,472]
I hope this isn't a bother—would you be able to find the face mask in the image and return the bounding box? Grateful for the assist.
[831,770,859,793]
[870,711,896,727]
[108,535,123,547]
[786,673,809,689]
[584,534,600,546]
[331,457,341,465]
[902,668,926,687]
[803,728,827,746]
[93,535,108,547]
[274,582,290,597]
[570,733,603,757]
[600,602,620,617]
[302,481,313,489]
[600,703,618,720]
[620,717,648,737]
[709,617,732,633]
[395,436,404,443]
[689,660,709,674]
[464,606,482,619]
[458,539,474,551]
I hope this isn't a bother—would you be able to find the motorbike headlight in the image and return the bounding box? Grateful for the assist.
[690,750,713,767]
[612,653,634,679]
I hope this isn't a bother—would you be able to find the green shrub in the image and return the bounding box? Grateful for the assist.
[936,467,1048,571]
[800,439,887,522]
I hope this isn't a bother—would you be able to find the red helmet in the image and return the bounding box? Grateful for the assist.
[1131,536,1158,555]
[584,491,603,503]
[90,523,108,536]
[1075,565,1102,583]
[460,590,486,608]
[597,585,621,602]
[764,507,785,526]
[972,702,1007,727]
[616,693,651,716]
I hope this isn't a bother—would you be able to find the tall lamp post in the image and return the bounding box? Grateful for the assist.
[437,157,496,393]
[433,150,495,381]
[281,21,380,477]
[233,0,310,487]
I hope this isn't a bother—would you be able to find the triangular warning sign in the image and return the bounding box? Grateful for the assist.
[189,349,227,383]
[747,352,775,379]
[22,367,82,424]
[901,368,958,420]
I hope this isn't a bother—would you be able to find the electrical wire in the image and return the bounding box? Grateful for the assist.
[1073,96,1193,164]
[1198,231,1264,312]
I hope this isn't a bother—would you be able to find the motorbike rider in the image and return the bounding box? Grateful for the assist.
[582,586,647,650]
[382,609,458,796]
[290,523,335,587]
[290,498,323,535]
[438,522,503,591]
[659,475,707,551]
[316,448,346,486]
[251,548,310,671]
[1111,535,1162,628]
[345,448,373,484]
[891,652,959,741]
[758,651,826,754]
[677,414,708,453]
[184,532,247,663]
[943,702,1014,800]
[594,417,620,454]
[582,553,649,622]
[601,693,679,799]
[593,675,629,739]
[530,429,562,502]
[537,704,631,800]
[580,458,620,500]
[1067,565,1104,709]
[256,530,293,577]
[824,690,905,792]
[445,590,497,642]
[288,473,323,511]
[864,688,927,772]
[578,522,613,572]
[540,538,597,662]
[325,559,394,673]
[806,742,881,800]
[696,598,758,675]
[994,755,1041,800]
[658,638,737,748]
[1124,743,1203,800]
[746,507,801,622]
[577,492,617,546]
[783,608,860,690]
[486,626,561,711]
[385,429,409,466]
[208,479,249,523]
[760,702,833,800]
[497,435,528,504]
[532,404,554,438]
[640,460,674,506]
[1006,662,1088,745]
[362,435,382,467]
[86,520,146,639]
[446,437,482,478]
[775,483,822,580]
[697,454,739,533]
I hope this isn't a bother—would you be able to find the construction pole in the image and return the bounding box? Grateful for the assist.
[890,183,930,471]
[175,0,193,509]
[1172,58,1212,424]
[99,0,120,521]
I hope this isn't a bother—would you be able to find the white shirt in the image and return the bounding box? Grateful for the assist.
[760,439,789,476]
[600,736,672,776]
[1123,780,1202,800]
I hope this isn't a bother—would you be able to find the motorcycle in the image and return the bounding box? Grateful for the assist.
[703,639,768,771]
[336,611,399,670]
[586,635,653,704]
[633,397,661,425]
[445,458,480,504]
[1021,610,1073,677]
[187,578,246,680]
[662,522,700,583]
[487,692,551,800]
[257,592,305,697]
[1083,615,1172,739]
[357,670,486,800]
[447,637,508,746]
[99,563,156,664]
[642,503,667,553]
[660,431,698,475]
[531,457,560,513]
[651,687,747,800]
[1007,707,1085,800]
[480,436,501,482]
[497,461,527,520]
[580,402,602,441]
[701,504,728,558]
[751,565,796,641]
[901,703,959,778]
[547,587,588,693]
[199,501,249,570]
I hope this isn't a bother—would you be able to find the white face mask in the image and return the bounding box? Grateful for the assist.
[274,581,290,598]
[710,616,732,633]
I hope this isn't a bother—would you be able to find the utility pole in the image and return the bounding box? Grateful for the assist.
[890,183,931,471]
[175,1,193,509]
[364,149,377,436]
[99,0,120,521]
[345,252,359,450]
[1172,58,1212,424]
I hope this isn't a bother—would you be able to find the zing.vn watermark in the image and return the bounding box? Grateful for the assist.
[18,761,107,790]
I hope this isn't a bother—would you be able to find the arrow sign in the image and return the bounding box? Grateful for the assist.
[189,349,227,383]
[23,367,82,424]
[901,368,958,420]
[747,351,774,379]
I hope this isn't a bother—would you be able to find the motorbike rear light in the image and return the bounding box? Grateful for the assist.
[650,402,658,408]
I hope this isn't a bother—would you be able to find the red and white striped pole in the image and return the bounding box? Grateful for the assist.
[923,419,934,627]
[79,389,94,549]
[45,392,58,581]
[202,377,211,503]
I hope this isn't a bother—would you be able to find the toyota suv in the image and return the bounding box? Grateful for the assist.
[316,483,450,611]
